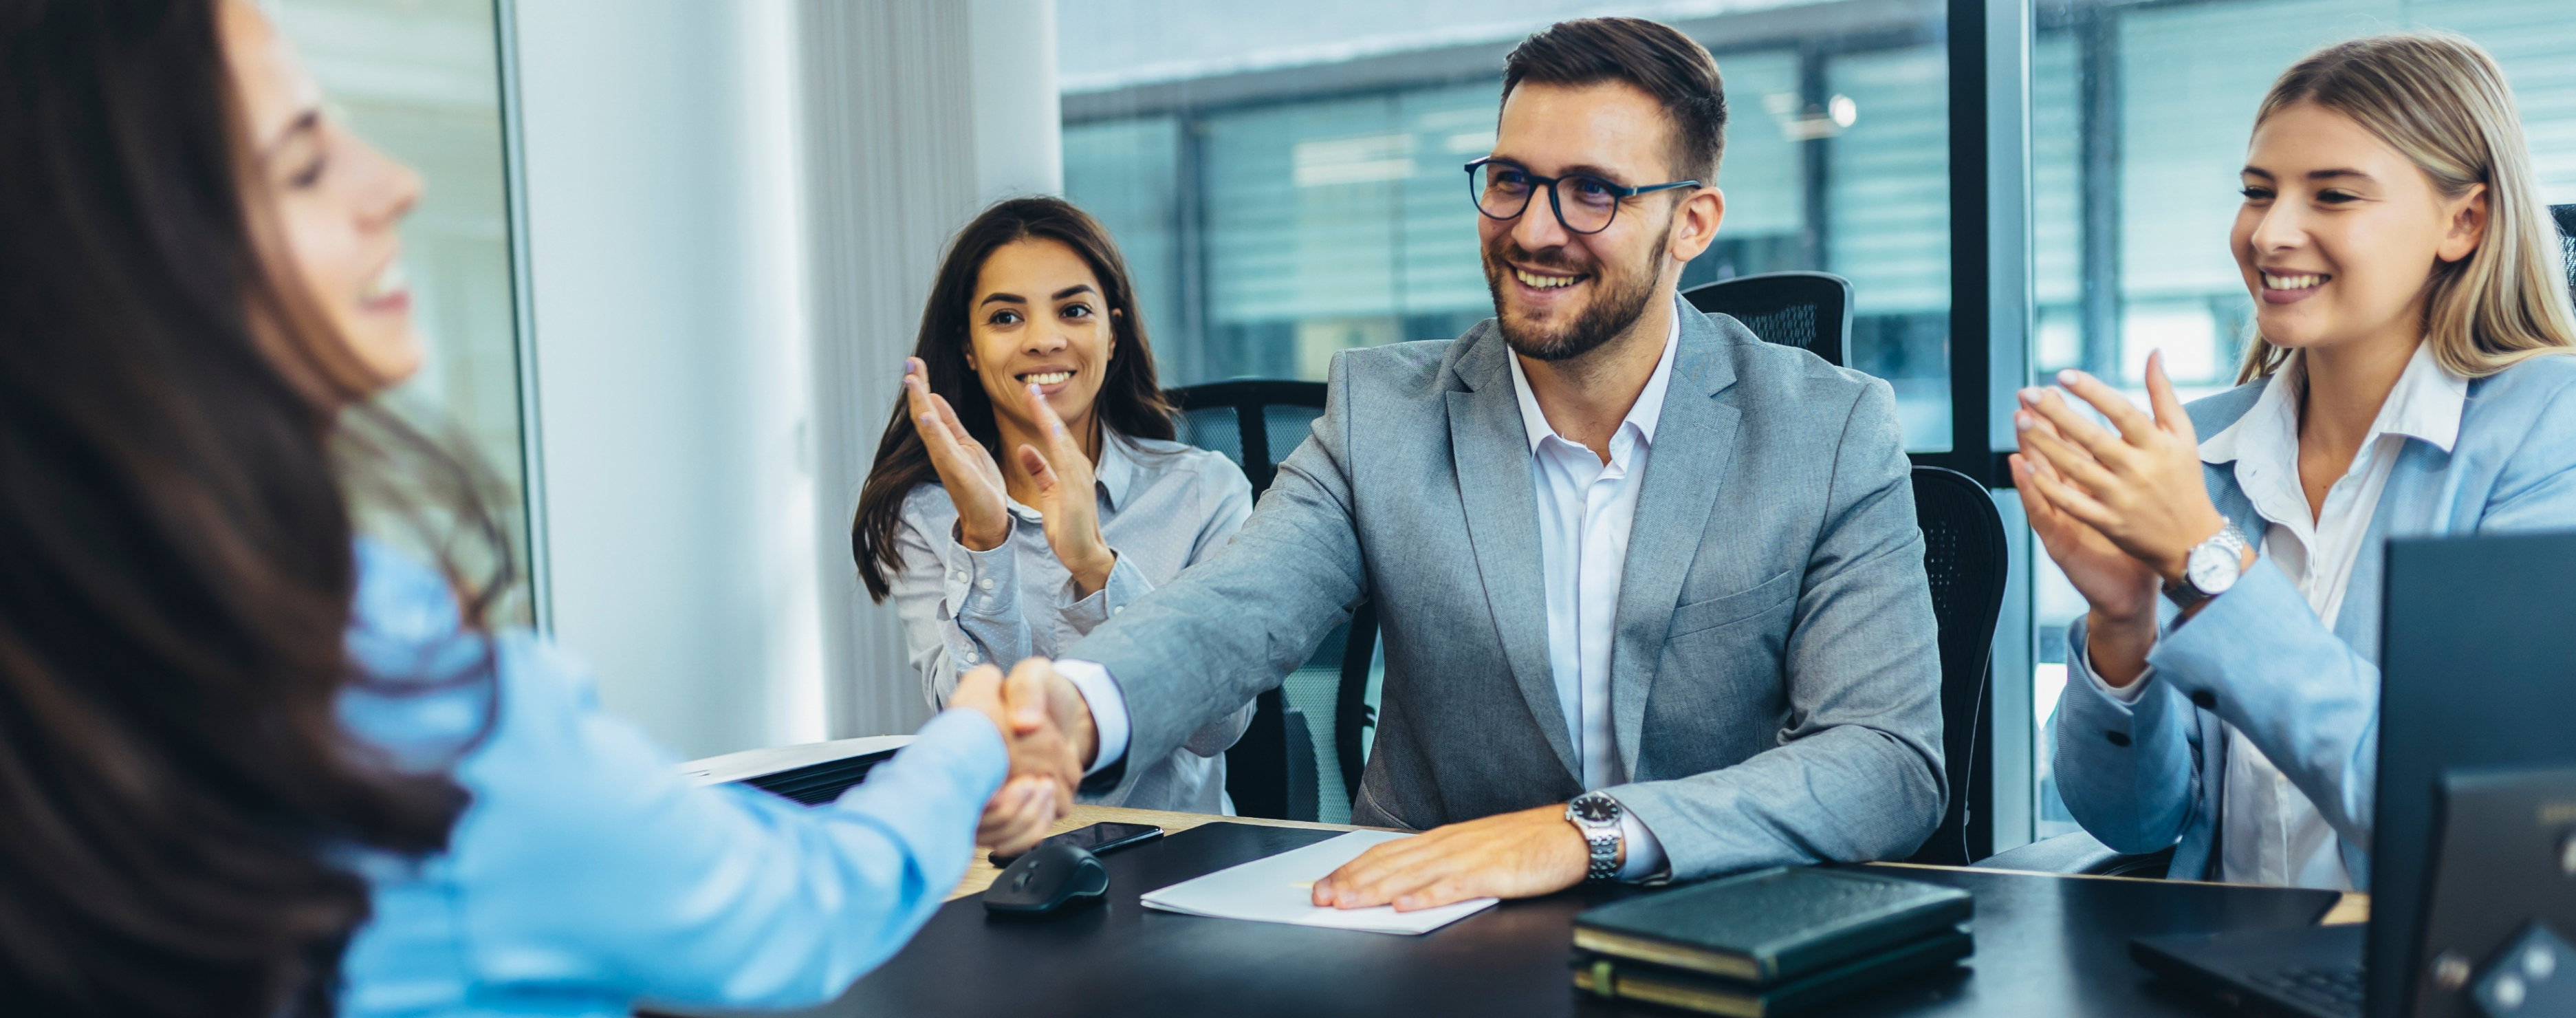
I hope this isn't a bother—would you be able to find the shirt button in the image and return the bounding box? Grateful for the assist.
[1113,605,1124,615]
[982,596,997,609]
[952,570,968,583]
[963,651,980,664]
[978,578,995,591]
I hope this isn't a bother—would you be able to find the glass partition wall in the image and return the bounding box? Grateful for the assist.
[2023,0,2576,838]
[1061,0,1958,452]
[269,0,537,624]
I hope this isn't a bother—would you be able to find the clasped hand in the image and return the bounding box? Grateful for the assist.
[902,359,1117,596]
[948,659,1102,854]
[2009,351,2233,682]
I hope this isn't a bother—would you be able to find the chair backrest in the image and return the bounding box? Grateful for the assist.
[1902,466,2009,866]
[1679,270,1853,367]
[2553,204,2575,301]
[1165,380,1375,823]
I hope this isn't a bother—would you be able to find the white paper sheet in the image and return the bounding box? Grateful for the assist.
[1137,831,1500,935]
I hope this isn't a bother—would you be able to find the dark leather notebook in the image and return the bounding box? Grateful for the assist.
[1572,866,1974,984]
[1573,927,1974,1017]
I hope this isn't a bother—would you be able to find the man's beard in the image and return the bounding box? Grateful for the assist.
[1481,217,1671,363]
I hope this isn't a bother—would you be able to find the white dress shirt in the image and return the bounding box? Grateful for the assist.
[1503,307,1681,879]
[2090,340,2465,889]
[1060,307,1685,880]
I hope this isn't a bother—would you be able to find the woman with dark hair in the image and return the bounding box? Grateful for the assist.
[0,2,1067,1016]
[852,197,1255,814]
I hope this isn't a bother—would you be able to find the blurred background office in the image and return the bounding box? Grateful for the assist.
[278,0,2573,845]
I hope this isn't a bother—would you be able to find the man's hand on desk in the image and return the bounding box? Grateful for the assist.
[1311,804,1595,912]
[954,659,1101,854]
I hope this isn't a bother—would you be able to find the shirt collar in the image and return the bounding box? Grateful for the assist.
[2198,340,2468,466]
[1505,300,1683,455]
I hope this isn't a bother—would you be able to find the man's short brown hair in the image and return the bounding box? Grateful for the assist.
[1500,17,1728,184]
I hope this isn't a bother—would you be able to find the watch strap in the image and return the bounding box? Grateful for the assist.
[1568,793,1624,882]
[2162,524,2249,609]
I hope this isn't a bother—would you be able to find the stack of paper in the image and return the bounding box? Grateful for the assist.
[1139,831,1499,935]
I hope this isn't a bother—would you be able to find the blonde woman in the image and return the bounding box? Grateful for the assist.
[2017,32,2576,889]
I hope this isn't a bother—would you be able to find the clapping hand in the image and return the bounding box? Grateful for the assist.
[904,358,1013,552]
[2011,351,2237,683]
[1012,385,1117,596]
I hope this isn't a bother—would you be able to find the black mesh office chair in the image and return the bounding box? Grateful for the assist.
[1168,380,1377,823]
[2554,204,2575,299]
[1678,270,1853,367]
[1901,466,2011,866]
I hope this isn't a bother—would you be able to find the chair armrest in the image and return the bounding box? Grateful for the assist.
[1974,832,2174,878]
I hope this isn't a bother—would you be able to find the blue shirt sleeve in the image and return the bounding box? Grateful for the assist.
[338,543,1006,1014]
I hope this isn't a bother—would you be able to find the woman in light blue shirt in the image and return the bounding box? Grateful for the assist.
[0,3,1063,1015]
[851,198,1256,814]
[2013,32,2576,889]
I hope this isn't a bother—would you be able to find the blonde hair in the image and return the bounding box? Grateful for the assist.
[2236,31,2576,383]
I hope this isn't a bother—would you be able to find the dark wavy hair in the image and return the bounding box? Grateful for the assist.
[852,197,1175,600]
[0,1,505,1015]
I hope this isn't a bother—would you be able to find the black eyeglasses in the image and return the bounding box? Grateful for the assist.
[1464,157,1699,235]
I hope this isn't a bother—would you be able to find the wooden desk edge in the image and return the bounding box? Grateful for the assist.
[950,807,2368,925]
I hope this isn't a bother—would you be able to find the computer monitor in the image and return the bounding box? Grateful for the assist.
[2372,530,2576,1018]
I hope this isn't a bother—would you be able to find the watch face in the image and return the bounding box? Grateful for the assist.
[2188,542,2241,594]
[1571,795,1619,825]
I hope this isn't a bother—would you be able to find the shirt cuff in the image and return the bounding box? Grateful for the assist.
[1049,658,1129,777]
[2081,645,2154,706]
[1057,550,1144,638]
[1616,807,1668,882]
[950,523,1017,620]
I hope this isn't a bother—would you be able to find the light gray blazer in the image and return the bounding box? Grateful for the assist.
[1067,303,1947,881]
[2053,353,2576,889]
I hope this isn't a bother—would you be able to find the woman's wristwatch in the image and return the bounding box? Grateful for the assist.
[2163,523,2251,610]
[1566,791,1624,882]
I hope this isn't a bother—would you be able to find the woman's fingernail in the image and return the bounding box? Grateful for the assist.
[2057,369,2084,386]
[2016,411,2033,431]
[2017,387,2040,404]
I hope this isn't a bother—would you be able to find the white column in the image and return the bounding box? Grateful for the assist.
[800,0,1062,739]
[510,0,825,759]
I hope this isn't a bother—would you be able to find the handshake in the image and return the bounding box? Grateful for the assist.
[945,658,1101,854]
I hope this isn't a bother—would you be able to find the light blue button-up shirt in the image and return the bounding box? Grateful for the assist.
[338,541,1004,1017]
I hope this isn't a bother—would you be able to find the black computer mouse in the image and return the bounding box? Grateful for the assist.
[982,840,1111,915]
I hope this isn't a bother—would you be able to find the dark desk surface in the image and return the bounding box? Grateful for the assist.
[726,822,2340,1018]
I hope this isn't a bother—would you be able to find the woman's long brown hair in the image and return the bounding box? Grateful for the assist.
[852,197,1175,600]
[0,1,506,1015]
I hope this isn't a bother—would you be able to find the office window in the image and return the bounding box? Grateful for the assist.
[1061,1,1956,451]
[2024,0,2576,837]
[271,0,534,621]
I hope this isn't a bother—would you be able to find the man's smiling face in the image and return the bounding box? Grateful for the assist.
[1479,78,1691,362]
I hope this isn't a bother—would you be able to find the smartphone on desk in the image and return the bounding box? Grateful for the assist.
[987,822,1163,869]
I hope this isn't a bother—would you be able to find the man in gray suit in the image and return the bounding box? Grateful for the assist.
[983,16,1943,910]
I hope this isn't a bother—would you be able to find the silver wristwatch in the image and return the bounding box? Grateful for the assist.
[2163,523,2251,610]
[1567,791,1624,882]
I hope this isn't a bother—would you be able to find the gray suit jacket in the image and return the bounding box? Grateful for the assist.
[1068,303,1946,880]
